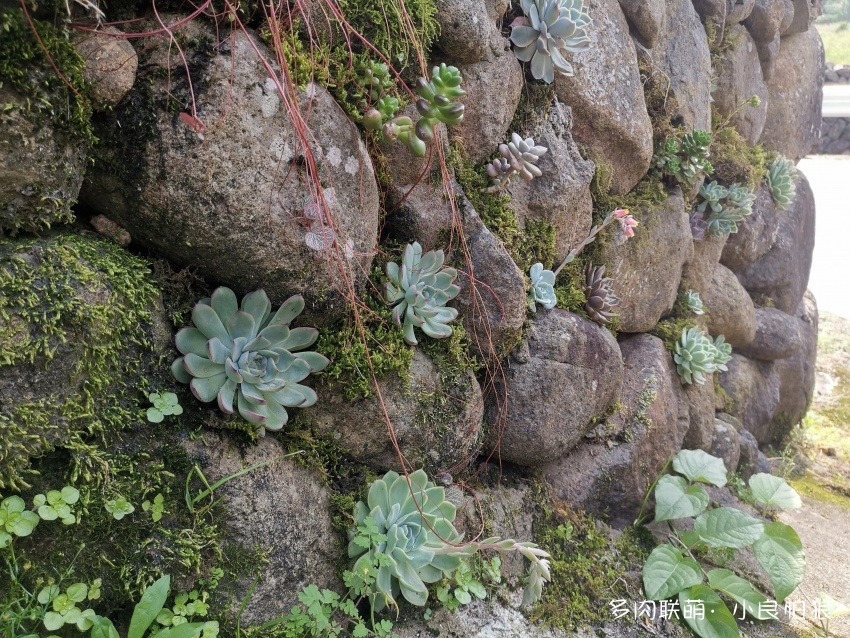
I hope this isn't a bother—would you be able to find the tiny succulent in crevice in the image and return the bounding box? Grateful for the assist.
[583,263,619,325]
[385,242,461,346]
[654,130,713,190]
[359,61,400,133]
[765,155,797,210]
[696,181,755,236]
[673,327,732,385]
[172,287,330,435]
[510,0,592,83]
[485,133,548,192]
[528,262,557,313]
[684,290,705,315]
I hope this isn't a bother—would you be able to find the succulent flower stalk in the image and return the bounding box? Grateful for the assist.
[510,0,592,84]
[172,288,329,435]
[553,208,637,276]
[583,263,619,325]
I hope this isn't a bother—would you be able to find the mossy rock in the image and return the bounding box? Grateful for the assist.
[0,232,169,489]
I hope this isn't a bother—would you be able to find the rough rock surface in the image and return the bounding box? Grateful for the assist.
[710,417,742,472]
[453,43,523,164]
[543,334,689,526]
[602,188,693,333]
[718,354,781,444]
[683,380,717,451]
[507,100,595,263]
[721,185,780,273]
[713,25,768,144]
[785,0,821,34]
[312,349,484,473]
[737,172,815,313]
[683,234,729,295]
[641,0,712,131]
[0,85,86,234]
[771,291,818,436]
[617,0,666,49]
[434,0,500,63]
[702,263,757,348]
[736,422,761,477]
[555,0,653,194]
[737,307,804,360]
[691,0,727,22]
[486,309,623,466]
[743,0,786,42]
[760,27,825,161]
[73,28,138,109]
[183,433,338,626]
[80,25,379,319]
[729,0,757,23]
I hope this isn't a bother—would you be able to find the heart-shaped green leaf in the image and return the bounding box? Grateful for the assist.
[748,474,802,509]
[752,522,805,603]
[694,507,764,549]
[707,568,777,620]
[679,585,740,638]
[654,475,710,522]
[673,450,728,487]
[642,545,703,600]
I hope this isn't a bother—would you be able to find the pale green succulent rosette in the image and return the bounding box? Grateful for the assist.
[674,327,718,385]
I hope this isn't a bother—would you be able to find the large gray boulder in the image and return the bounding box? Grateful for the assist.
[718,354,781,444]
[743,0,786,42]
[721,185,780,273]
[713,25,769,144]
[81,24,380,320]
[760,27,825,161]
[682,380,717,451]
[729,0,757,23]
[640,0,712,131]
[702,263,757,348]
[617,0,666,48]
[543,334,689,527]
[453,43,523,164]
[737,171,815,313]
[434,0,501,63]
[602,188,693,333]
[683,234,729,295]
[507,100,595,264]
[737,307,804,360]
[784,0,821,34]
[485,309,623,466]
[73,28,138,109]
[555,0,653,194]
[709,417,742,473]
[183,433,339,626]
[312,348,484,473]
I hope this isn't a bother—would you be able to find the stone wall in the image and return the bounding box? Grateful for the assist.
[819,117,850,154]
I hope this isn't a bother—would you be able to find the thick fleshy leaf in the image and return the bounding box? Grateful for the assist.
[241,290,271,327]
[530,50,548,81]
[395,561,428,606]
[266,385,307,407]
[171,358,192,384]
[262,400,289,431]
[294,351,330,372]
[227,311,256,342]
[256,324,290,347]
[237,391,268,426]
[182,353,225,379]
[217,379,237,414]
[642,544,703,600]
[707,568,777,620]
[510,24,538,47]
[240,382,266,405]
[207,338,230,364]
[280,358,312,383]
[654,475,709,522]
[210,287,238,326]
[679,585,740,638]
[281,327,319,351]
[694,507,764,549]
[175,327,209,356]
[190,373,227,403]
[192,303,230,343]
[752,522,805,603]
[673,449,728,487]
[266,294,305,327]
[290,384,318,407]
[368,475,392,513]
[748,473,802,509]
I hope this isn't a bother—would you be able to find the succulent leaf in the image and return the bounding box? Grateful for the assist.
[673,327,721,385]
[766,155,796,210]
[583,264,619,325]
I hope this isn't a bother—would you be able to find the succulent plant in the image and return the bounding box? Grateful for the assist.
[654,130,713,189]
[348,469,464,611]
[704,182,755,236]
[696,180,728,215]
[357,61,393,102]
[510,0,592,83]
[684,290,705,316]
[171,288,329,435]
[711,334,732,371]
[382,116,427,157]
[528,262,557,313]
[486,133,548,191]
[766,155,797,210]
[385,242,461,346]
[414,64,465,142]
[583,264,619,325]
[673,327,718,385]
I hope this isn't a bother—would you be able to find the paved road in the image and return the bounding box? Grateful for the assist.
[798,155,850,319]
[823,84,850,117]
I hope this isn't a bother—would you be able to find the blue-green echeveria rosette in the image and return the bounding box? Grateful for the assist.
[528,262,557,312]
[348,470,463,611]
[171,288,329,435]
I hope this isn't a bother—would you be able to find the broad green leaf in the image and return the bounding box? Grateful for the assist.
[673,450,728,487]
[129,575,171,638]
[654,475,710,522]
[752,522,805,603]
[677,530,709,552]
[66,583,88,603]
[707,568,777,620]
[43,612,65,631]
[642,544,704,600]
[155,622,208,638]
[819,593,850,619]
[679,585,740,638]
[694,507,764,549]
[748,474,801,509]
[91,616,120,638]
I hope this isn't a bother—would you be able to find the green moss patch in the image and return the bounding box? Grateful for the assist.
[709,122,770,189]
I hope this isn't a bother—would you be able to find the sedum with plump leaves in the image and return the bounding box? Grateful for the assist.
[172,288,329,435]
[510,0,591,83]
[766,155,797,210]
[684,290,705,315]
[385,242,460,346]
[485,133,548,192]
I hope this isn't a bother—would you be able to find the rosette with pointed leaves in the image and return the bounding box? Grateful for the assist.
[583,264,619,325]
[528,262,557,313]
[385,242,461,346]
[414,64,465,142]
[711,334,732,372]
[705,182,755,236]
[654,130,713,189]
[485,133,548,191]
[684,290,705,315]
[348,470,463,611]
[696,180,728,215]
[171,288,329,435]
[510,0,592,83]
[673,327,717,385]
[766,155,797,210]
